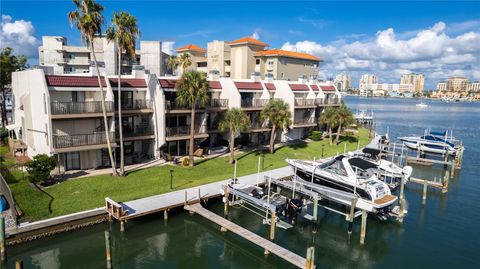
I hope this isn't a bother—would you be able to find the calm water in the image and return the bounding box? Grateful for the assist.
[5,97,480,268]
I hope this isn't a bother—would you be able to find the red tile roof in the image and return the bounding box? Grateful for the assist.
[159,79,221,90]
[289,84,310,91]
[45,75,107,87]
[310,85,319,90]
[320,85,336,91]
[255,49,321,61]
[176,44,207,53]
[264,83,276,91]
[234,82,263,90]
[229,37,269,47]
[109,78,147,88]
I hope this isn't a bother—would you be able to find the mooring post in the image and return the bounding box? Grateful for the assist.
[198,188,201,203]
[105,230,112,269]
[223,185,229,217]
[313,198,318,223]
[184,191,188,206]
[398,176,406,223]
[269,211,276,241]
[360,210,367,245]
[305,246,315,269]
[15,260,23,269]
[442,169,449,194]
[450,157,456,178]
[0,216,5,262]
[422,180,428,205]
[164,210,168,221]
[120,220,125,233]
[348,198,357,234]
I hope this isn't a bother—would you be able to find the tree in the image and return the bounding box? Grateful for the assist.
[176,70,210,166]
[0,47,28,127]
[106,11,140,176]
[26,154,57,184]
[178,53,192,74]
[335,102,355,144]
[167,55,178,75]
[68,0,117,175]
[260,99,292,154]
[319,107,339,145]
[218,108,250,164]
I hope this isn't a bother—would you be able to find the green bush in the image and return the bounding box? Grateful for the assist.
[309,131,323,141]
[0,128,7,144]
[25,154,57,183]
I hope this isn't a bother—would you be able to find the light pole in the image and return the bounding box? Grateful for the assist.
[169,169,174,190]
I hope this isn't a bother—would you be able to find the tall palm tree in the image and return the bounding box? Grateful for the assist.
[68,0,117,175]
[218,108,250,164]
[319,107,339,145]
[167,55,178,75]
[260,99,292,154]
[106,11,140,176]
[178,53,192,74]
[335,102,355,144]
[176,70,210,166]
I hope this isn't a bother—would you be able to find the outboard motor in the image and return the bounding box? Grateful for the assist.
[287,199,304,225]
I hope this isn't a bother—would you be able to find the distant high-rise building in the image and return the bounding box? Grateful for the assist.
[359,74,378,91]
[400,73,424,94]
[446,77,468,92]
[467,81,480,92]
[436,82,447,91]
[334,73,351,91]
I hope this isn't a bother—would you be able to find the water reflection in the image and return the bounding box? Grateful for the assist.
[31,248,60,269]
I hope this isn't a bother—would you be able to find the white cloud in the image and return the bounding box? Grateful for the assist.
[251,30,260,40]
[162,41,175,55]
[281,21,480,89]
[0,15,39,58]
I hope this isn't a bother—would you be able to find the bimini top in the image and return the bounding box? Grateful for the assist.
[348,157,378,170]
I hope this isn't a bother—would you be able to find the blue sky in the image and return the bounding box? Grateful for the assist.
[2,0,480,88]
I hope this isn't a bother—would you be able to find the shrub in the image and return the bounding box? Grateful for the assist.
[0,128,7,144]
[25,154,57,183]
[309,131,323,141]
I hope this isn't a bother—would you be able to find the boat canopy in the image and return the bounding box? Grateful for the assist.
[429,131,447,137]
[362,148,380,158]
[348,157,378,170]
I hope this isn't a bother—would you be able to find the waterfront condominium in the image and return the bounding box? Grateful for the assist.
[10,68,340,173]
[400,73,425,94]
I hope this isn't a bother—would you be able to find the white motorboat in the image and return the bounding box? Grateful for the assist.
[399,130,458,155]
[416,102,428,108]
[286,155,398,217]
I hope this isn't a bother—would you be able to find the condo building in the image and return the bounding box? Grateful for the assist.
[39,36,169,76]
[334,73,351,92]
[10,69,341,172]
[400,73,425,94]
[446,77,468,92]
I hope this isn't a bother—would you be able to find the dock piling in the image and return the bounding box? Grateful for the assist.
[164,210,168,221]
[223,185,229,217]
[313,198,318,223]
[15,260,23,269]
[0,216,5,262]
[422,180,428,205]
[442,169,449,194]
[347,198,357,234]
[398,176,406,223]
[120,221,125,233]
[305,246,315,269]
[360,210,367,245]
[105,230,112,269]
[270,211,276,241]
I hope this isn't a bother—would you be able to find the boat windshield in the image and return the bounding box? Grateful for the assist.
[421,135,455,147]
[320,156,348,177]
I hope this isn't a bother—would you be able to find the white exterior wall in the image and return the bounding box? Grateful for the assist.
[140,41,163,76]
[149,74,166,157]
[218,78,241,108]
[272,80,295,142]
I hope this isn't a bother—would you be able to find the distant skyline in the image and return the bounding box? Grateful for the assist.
[1,0,479,89]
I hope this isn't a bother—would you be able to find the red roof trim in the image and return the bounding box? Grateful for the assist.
[320,85,336,91]
[310,85,319,90]
[289,84,309,91]
[46,75,107,87]
[234,82,263,90]
[209,81,222,89]
[109,78,147,88]
[159,79,221,90]
[264,83,276,91]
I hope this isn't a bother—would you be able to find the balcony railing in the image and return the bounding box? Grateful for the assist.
[165,100,205,110]
[294,118,316,125]
[123,126,154,137]
[241,99,269,108]
[53,132,114,149]
[250,121,271,130]
[316,97,340,105]
[51,101,113,115]
[166,126,206,137]
[295,98,316,107]
[120,100,153,110]
[209,99,229,108]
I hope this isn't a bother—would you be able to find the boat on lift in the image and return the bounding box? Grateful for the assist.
[286,155,398,219]
[399,129,458,155]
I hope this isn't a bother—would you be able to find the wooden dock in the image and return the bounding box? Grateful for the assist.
[185,203,309,269]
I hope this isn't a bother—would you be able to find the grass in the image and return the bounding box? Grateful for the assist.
[2,129,371,222]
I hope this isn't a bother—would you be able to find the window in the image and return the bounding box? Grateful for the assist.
[256,59,260,65]
[281,73,285,79]
[68,54,75,59]
[65,152,80,170]
[267,60,274,66]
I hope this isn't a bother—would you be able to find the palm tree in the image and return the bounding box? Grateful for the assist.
[178,53,192,74]
[218,108,250,164]
[319,107,339,145]
[68,0,117,175]
[106,11,140,176]
[167,55,178,75]
[176,70,210,166]
[334,102,355,144]
[260,99,292,154]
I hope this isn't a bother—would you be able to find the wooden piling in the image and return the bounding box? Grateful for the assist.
[164,210,168,220]
[360,211,367,245]
[105,230,112,269]
[398,176,406,223]
[15,260,23,269]
[348,198,357,234]
[305,246,315,269]
[442,169,449,194]
[313,198,318,223]
[270,211,276,241]
[120,221,125,233]
[184,191,188,206]
[0,216,5,262]
[198,188,201,203]
[422,180,428,205]
[223,185,229,217]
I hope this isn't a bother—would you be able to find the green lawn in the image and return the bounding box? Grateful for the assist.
[2,129,371,221]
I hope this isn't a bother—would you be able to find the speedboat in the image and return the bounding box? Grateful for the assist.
[286,155,398,218]
[416,102,428,108]
[399,130,457,155]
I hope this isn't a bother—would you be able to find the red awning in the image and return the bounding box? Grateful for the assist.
[46,75,107,87]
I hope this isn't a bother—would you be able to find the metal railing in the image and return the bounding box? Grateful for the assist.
[123,126,154,137]
[120,100,153,110]
[294,117,316,125]
[53,132,114,149]
[250,121,271,130]
[241,98,269,108]
[165,100,205,110]
[165,126,206,137]
[51,101,113,115]
[295,98,316,106]
[209,99,229,108]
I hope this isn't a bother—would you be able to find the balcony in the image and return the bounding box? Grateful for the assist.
[294,98,316,107]
[50,101,114,119]
[294,117,316,127]
[119,100,153,113]
[247,121,271,132]
[165,100,205,112]
[241,99,269,110]
[52,132,115,152]
[165,125,208,141]
[208,99,229,109]
[317,97,341,106]
[65,58,90,65]
[122,126,155,140]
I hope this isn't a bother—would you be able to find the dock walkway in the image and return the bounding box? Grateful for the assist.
[185,203,307,269]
